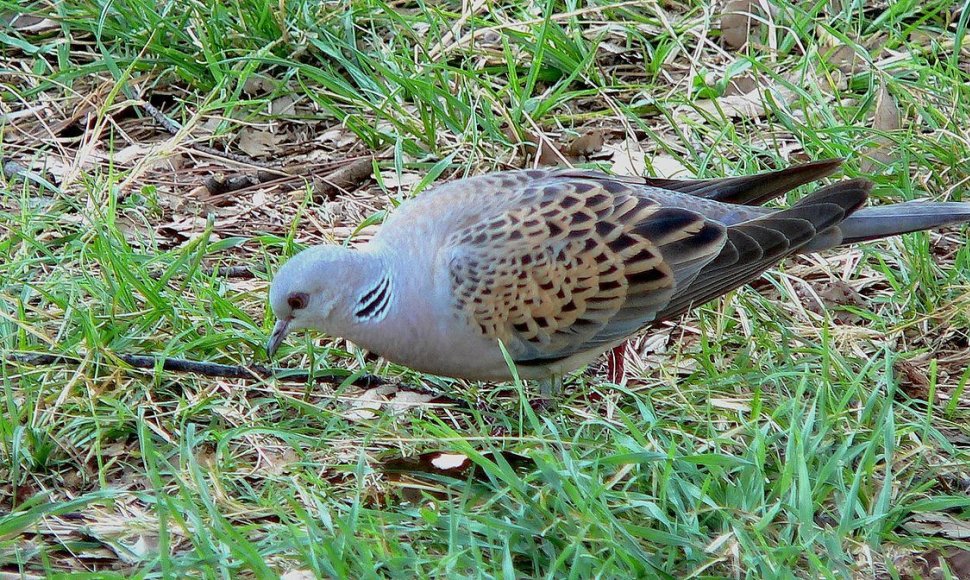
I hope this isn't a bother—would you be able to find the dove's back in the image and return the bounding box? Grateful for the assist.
[364,165,874,379]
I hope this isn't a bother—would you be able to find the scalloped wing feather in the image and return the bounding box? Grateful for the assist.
[445,174,727,363]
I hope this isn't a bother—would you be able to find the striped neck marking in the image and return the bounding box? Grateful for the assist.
[354,273,392,321]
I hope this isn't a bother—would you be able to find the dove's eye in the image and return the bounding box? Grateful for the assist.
[287,293,309,310]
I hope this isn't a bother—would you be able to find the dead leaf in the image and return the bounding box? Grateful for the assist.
[280,571,316,580]
[156,215,215,247]
[242,75,276,95]
[599,40,630,55]
[28,154,78,184]
[724,72,759,97]
[197,116,225,137]
[947,549,970,578]
[817,279,866,308]
[382,450,533,478]
[474,28,502,49]
[236,128,282,158]
[647,154,692,179]
[792,278,867,325]
[111,143,158,165]
[378,450,533,505]
[873,84,901,132]
[262,447,299,476]
[904,512,970,539]
[601,136,647,176]
[862,83,901,173]
[720,0,760,50]
[342,385,441,421]
[313,157,374,201]
[827,45,864,75]
[270,95,296,116]
[7,13,58,33]
[525,129,565,166]
[894,360,931,401]
[562,130,605,158]
[194,443,217,469]
[96,533,159,565]
[380,171,422,190]
[818,279,867,324]
[696,91,767,120]
[894,548,970,580]
[710,398,751,412]
[319,126,360,149]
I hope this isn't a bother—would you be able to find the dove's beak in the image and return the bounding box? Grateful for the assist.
[266,318,291,359]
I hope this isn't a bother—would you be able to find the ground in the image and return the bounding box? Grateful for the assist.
[2,0,970,577]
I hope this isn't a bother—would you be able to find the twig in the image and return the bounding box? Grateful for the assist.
[140,101,182,135]
[7,353,388,388]
[203,265,265,278]
[202,170,281,195]
[2,158,29,179]
[313,157,375,201]
[2,157,61,193]
[146,264,266,281]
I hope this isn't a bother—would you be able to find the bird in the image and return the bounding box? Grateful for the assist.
[266,159,970,398]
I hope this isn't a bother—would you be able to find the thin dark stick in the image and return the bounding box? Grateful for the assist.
[146,264,266,281]
[202,265,266,278]
[7,353,387,388]
[140,101,182,136]
[313,157,375,201]
[2,158,29,179]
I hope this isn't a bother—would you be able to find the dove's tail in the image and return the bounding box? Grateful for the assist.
[838,202,970,244]
[802,200,970,251]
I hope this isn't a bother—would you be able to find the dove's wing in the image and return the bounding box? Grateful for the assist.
[653,179,871,321]
[443,173,870,366]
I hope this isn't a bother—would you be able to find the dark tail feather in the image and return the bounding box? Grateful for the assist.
[802,201,970,251]
[640,159,844,206]
[654,180,870,321]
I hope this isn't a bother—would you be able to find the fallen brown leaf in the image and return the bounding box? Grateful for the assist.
[862,82,902,173]
[562,130,605,159]
[528,130,565,166]
[904,512,970,539]
[342,384,446,421]
[270,95,297,116]
[894,359,931,401]
[601,136,648,176]
[242,75,276,95]
[894,547,970,580]
[695,90,772,120]
[236,128,283,158]
[313,157,374,201]
[6,12,58,33]
[723,72,759,97]
[381,450,533,480]
[720,0,761,51]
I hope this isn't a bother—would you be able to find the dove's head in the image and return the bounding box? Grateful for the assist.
[266,245,363,358]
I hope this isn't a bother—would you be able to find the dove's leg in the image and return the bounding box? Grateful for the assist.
[531,374,562,412]
[606,342,627,384]
[538,374,562,398]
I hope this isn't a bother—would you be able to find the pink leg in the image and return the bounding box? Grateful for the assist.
[606,342,627,384]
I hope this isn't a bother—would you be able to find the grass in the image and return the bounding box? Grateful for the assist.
[2,0,970,577]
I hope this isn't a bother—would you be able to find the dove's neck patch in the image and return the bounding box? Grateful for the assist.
[353,272,392,322]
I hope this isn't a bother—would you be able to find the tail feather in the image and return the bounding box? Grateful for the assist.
[838,202,970,244]
[641,159,844,206]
